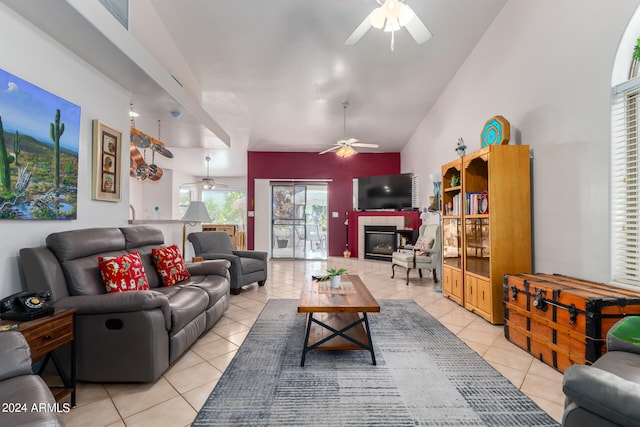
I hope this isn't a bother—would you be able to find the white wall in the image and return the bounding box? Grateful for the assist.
[401,0,640,282]
[0,4,131,296]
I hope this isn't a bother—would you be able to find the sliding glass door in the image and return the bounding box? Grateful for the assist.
[271,183,328,259]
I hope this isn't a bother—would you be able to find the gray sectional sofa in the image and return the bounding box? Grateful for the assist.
[19,226,231,383]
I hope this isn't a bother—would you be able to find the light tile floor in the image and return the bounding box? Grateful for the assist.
[60,257,565,426]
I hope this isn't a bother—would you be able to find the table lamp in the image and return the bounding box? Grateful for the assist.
[181,201,211,256]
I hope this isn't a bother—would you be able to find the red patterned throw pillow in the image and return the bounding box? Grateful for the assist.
[98,252,150,293]
[152,245,190,287]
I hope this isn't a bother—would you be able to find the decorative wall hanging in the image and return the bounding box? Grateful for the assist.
[92,120,122,202]
[0,68,80,220]
[481,115,510,148]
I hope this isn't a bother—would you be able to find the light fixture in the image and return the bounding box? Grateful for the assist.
[181,201,211,257]
[345,0,432,51]
[129,103,139,118]
[336,145,357,158]
[428,173,442,213]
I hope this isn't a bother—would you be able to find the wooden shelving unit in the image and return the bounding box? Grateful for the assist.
[441,158,464,305]
[441,145,532,324]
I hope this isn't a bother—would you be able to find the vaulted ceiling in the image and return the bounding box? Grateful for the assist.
[149,0,506,156]
[4,0,507,178]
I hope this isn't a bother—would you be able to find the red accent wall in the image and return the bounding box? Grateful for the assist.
[247,151,401,256]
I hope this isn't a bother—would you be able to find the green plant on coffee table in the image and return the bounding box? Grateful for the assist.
[320,268,347,281]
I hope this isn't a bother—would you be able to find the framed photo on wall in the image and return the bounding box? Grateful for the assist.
[92,120,122,202]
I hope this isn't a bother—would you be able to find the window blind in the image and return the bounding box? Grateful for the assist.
[612,86,640,287]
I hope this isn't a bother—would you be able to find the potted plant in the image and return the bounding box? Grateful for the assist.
[274,225,289,249]
[324,268,347,288]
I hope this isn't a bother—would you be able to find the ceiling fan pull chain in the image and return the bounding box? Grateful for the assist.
[391,29,395,51]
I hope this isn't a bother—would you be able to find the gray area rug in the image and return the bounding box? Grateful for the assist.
[193,299,559,426]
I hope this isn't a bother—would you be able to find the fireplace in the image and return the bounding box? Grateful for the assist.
[364,226,397,261]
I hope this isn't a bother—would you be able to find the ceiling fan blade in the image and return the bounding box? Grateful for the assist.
[351,142,379,148]
[345,11,374,45]
[344,138,360,145]
[402,7,432,44]
[207,182,228,189]
[319,146,340,155]
[369,7,386,29]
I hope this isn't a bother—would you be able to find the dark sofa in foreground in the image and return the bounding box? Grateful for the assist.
[562,316,640,426]
[19,226,231,383]
[0,331,64,426]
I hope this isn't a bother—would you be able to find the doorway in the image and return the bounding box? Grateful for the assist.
[271,183,328,259]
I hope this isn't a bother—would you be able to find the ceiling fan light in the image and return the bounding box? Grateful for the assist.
[336,145,357,158]
[384,18,401,33]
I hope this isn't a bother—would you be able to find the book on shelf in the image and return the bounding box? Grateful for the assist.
[465,192,489,215]
[445,193,461,216]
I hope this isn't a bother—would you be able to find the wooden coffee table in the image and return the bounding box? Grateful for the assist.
[298,274,380,366]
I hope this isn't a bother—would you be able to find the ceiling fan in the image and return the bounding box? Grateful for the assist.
[345,0,432,50]
[182,156,227,189]
[319,102,379,157]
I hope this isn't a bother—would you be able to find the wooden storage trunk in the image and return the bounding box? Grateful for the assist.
[503,273,640,372]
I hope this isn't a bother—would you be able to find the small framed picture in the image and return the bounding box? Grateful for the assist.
[92,120,122,202]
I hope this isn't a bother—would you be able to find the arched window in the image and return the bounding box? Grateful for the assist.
[612,8,640,287]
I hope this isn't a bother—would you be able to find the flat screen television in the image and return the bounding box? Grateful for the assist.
[356,173,414,211]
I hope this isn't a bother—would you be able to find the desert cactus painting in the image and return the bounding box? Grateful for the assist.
[0,68,80,220]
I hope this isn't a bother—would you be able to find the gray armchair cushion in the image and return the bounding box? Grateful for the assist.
[234,250,267,261]
[563,363,640,426]
[240,257,266,274]
[0,376,64,426]
[0,332,32,381]
[189,231,234,255]
[0,332,64,426]
[591,350,640,385]
[188,232,267,291]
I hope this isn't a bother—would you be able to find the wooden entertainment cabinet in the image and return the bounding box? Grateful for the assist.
[441,145,532,324]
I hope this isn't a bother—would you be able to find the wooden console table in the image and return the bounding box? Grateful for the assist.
[0,309,77,406]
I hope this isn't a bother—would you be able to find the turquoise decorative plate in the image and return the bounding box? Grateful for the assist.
[481,115,510,148]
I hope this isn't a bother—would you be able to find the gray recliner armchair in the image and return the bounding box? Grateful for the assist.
[0,332,64,426]
[188,231,268,295]
[562,316,640,426]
